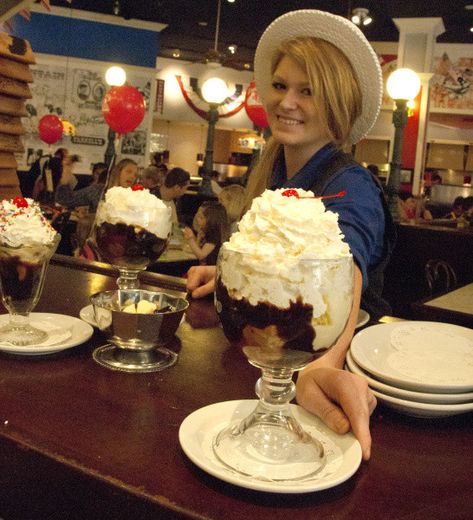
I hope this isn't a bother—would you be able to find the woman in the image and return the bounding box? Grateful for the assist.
[218,184,246,234]
[187,10,386,459]
[108,158,138,188]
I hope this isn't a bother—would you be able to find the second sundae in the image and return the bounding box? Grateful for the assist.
[95,186,172,270]
[215,188,353,354]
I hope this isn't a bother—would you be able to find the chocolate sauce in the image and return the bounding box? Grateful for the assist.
[96,222,167,268]
[216,279,318,354]
[0,255,46,313]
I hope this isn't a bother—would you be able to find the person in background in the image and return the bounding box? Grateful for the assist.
[186,9,391,459]
[32,147,72,202]
[183,201,230,265]
[90,162,108,186]
[107,158,138,188]
[443,196,464,219]
[141,165,161,197]
[218,184,246,233]
[399,192,432,222]
[153,167,191,225]
[210,170,222,196]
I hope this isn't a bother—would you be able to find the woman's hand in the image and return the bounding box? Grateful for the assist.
[186,265,216,298]
[183,227,195,240]
[296,362,376,460]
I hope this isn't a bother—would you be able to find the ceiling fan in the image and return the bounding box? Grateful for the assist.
[160,0,252,71]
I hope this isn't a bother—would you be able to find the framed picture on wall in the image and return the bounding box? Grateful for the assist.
[400,168,413,184]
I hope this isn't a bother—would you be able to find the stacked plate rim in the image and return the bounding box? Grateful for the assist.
[346,321,473,418]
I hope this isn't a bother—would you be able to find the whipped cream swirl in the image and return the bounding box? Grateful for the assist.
[0,198,57,247]
[96,187,172,239]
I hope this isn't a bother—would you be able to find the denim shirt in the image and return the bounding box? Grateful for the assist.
[269,143,385,290]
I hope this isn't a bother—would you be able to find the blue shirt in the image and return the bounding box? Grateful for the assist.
[270,143,385,290]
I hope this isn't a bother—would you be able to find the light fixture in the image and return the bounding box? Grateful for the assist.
[172,49,181,58]
[227,44,237,55]
[105,66,126,86]
[199,77,230,194]
[113,0,120,16]
[351,7,372,27]
[385,68,421,222]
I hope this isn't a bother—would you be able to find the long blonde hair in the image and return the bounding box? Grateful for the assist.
[218,184,246,223]
[245,36,362,207]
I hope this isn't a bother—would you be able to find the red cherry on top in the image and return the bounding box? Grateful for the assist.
[281,189,346,200]
[131,185,144,191]
[12,196,28,208]
[281,189,299,198]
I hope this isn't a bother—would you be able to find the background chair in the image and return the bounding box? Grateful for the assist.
[424,259,458,296]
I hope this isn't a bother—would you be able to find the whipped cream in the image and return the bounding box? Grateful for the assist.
[219,188,353,350]
[96,187,172,239]
[0,197,57,247]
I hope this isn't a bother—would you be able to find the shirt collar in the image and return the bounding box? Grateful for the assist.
[269,142,337,190]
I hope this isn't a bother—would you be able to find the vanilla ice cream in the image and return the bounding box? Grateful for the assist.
[216,188,354,352]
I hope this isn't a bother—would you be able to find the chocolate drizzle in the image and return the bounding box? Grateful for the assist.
[216,279,317,353]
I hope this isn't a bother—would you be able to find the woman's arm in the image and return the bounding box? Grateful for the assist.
[183,227,216,261]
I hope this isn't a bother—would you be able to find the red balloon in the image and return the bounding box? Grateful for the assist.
[38,115,63,145]
[244,81,269,128]
[102,85,145,134]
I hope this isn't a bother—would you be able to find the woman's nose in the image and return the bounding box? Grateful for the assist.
[279,89,298,109]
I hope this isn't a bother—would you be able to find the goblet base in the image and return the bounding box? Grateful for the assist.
[0,322,47,346]
[92,343,178,373]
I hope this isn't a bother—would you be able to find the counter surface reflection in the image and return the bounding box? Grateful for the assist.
[0,255,471,520]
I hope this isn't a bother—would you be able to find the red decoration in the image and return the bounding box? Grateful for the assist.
[12,196,28,208]
[131,185,144,191]
[38,115,63,145]
[102,85,145,134]
[244,81,269,128]
[281,189,346,199]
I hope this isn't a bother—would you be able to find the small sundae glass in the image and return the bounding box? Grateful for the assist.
[92,185,172,289]
[213,188,354,481]
[0,197,60,346]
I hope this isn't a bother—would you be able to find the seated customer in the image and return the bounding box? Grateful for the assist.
[141,166,161,196]
[442,196,464,220]
[153,167,190,225]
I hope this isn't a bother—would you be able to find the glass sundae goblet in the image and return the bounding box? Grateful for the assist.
[0,233,60,346]
[92,186,172,289]
[213,246,354,481]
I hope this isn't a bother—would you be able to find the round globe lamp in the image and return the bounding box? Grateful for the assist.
[105,66,127,87]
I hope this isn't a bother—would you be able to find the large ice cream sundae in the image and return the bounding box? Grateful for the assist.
[0,197,60,345]
[95,186,172,270]
[215,188,353,354]
[0,197,58,314]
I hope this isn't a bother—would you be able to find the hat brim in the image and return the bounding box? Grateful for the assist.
[254,10,383,144]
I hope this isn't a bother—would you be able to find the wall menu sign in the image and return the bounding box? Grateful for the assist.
[17,55,154,173]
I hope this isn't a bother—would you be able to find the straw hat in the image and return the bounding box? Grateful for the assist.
[254,10,383,144]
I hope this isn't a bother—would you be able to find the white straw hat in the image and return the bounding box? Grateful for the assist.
[254,10,383,144]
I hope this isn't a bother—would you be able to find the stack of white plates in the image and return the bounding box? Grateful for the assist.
[346,321,473,418]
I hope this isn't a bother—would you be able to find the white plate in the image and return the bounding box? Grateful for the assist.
[356,309,370,329]
[370,388,473,418]
[179,400,362,494]
[0,313,93,355]
[350,321,473,393]
[346,350,473,404]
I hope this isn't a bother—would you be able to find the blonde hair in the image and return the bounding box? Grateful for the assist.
[218,184,246,223]
[246,36,362,206]
[107,158,138,188]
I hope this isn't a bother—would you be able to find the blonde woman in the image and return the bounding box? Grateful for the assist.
[218,184,246,233]
[187,10,390,459]
[107,158,138,188]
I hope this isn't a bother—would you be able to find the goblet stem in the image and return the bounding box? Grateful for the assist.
[117,267,140,290]
[0,313,47,346]
[213,364,326,481]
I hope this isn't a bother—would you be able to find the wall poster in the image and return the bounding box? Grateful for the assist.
[18,55,154,174]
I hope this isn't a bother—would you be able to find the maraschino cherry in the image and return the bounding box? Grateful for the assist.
[131,184,144,191]
[281,189,346,199]
[12,196,28,208]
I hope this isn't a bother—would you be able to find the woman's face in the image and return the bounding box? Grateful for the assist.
[119,163,138,187]
[265,55,330,157]
[195,207,206,230]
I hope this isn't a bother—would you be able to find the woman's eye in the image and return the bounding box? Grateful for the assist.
[271,81,285,90]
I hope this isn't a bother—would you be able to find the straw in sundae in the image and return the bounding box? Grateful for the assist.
[215,188,353,354]
[0,197,58,313]
[95,185,172,269]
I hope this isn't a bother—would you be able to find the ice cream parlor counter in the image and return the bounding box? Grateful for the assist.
[0,255,471,519]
